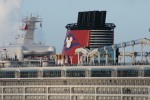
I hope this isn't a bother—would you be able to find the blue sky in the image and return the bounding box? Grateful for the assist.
[6,0,150,53]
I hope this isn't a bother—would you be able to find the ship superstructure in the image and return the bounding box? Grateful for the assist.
[0,15,55,68]
[0,11,149,100]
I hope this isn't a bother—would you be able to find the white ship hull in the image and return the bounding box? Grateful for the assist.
[0,65,150,100]
[0,77,150,100]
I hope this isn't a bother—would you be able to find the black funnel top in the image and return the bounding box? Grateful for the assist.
[66,11,116,30]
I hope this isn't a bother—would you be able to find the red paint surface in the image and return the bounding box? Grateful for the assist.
[62,30,90,64]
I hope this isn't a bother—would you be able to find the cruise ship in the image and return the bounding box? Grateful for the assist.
[0,11,150,100]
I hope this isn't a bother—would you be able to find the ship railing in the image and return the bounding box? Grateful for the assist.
[1,62,149,68]
[24,56,50,61]
[0,58,19,61]
[47,62,150,67]
[22,17,42,22]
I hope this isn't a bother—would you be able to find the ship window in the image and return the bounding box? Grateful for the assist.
[66,69,85,77]
[91,68,112,77]
[117,68,138,77]
[0,70,15,78]
[20,70,38,78]
[144,68,150,77]
[43,70,61,77]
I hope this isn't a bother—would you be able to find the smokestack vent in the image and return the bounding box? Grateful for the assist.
[66,10,116,30]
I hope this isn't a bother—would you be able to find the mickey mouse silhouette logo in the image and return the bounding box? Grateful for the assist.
[66,37,73,48]
[64,33,80,51]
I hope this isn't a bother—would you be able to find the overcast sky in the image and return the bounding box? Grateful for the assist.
[0,0,150,53]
